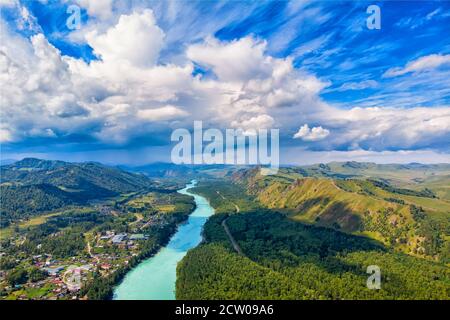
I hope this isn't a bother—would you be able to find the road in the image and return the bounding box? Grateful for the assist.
[221,218,244,255]
[86,238,100,264]
[216,190,243,254]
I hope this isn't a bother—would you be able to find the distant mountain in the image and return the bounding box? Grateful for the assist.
[1,158,154,194]
[121,162,196,178]
[124,162,238,178]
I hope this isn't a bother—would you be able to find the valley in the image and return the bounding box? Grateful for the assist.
[1,159,449,300]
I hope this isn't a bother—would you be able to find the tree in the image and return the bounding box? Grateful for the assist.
[7,268,28,286]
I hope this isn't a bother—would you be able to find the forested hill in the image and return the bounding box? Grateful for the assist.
[0,158,157,226]
[230,167,450,262]
[176,177,450,300]
[1,158,154,192]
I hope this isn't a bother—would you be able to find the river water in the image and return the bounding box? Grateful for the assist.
[113,180,214,300]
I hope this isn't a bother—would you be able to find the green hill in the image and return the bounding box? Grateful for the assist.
[177,211,449,300]
[177,165,449,299]
[0,158,157,226]
[233,169,449,261]
[1,158,153,193]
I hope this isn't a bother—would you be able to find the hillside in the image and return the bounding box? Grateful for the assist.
[279,162,450,201]
[1,158,153,193]
[231,168,450,261]
[177,210,449,300]
[0,158,157,226]
[177,165,449,298]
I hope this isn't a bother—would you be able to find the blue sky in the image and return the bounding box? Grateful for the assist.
[1,0,449,164]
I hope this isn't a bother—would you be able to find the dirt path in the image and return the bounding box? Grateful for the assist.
[216,191,240,213]
[86,239,100,264]
[129,213,144,226]
[331,179,343,192]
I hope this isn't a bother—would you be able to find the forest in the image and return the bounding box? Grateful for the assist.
[177,210,449,299]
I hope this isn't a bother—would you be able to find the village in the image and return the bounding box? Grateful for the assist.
[0,191,192,300]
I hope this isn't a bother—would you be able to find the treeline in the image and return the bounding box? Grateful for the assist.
[177,210,450,299]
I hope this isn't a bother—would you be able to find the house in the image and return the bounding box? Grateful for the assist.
[42,266,65,276]
[100,233,113,240]
[111,233,127,244]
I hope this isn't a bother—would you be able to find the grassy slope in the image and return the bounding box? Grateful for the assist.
[233,169,449,261]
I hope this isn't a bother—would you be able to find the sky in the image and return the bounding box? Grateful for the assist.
[0,0,449,165]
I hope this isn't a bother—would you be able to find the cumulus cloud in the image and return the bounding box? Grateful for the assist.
[1,7,450,158]
[384,54,450,77]
[187,36,272,82]
[86,9,165,67]
[76,0,113,20]
[293,124,330,141]
[231,114,275,133]
[137,105,188,121]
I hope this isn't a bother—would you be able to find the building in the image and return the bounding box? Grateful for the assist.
[43,266,65,276]
[129,234,148,241]
[111,233,127,244]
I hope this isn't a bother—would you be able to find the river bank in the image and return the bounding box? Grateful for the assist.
[113,180,214,300]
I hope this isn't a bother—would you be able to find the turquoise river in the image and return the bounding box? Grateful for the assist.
[113,180,214,300]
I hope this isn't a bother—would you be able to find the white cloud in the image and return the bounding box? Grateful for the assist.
[231,114,275,132]
[384,54,450,77]
[0,128,13,143]
[1,8,450,157]
[426,8,441,20]
[0,0,16,7]
[187,36,272,82]
[334,80,378,91]
[76,0,113,20]
[86,9,165,67]
[315,106,450,151]
[137,105,188,121]
[294,124,330,141]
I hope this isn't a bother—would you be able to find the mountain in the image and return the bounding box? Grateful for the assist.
[1,158,153,193]
[231,167,450,261]
[176,173,450,300]
[0,158,157,226]
[121,162,197,178]
[124,162,244,179]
